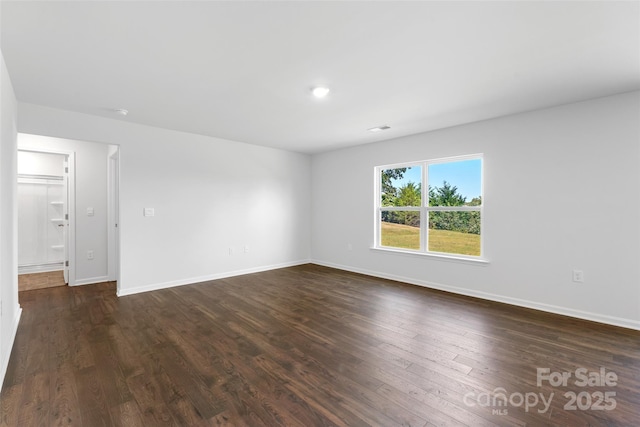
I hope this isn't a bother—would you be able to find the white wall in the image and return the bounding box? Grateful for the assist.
[0,49,22,389]
[16,94,639,329]
[17,151,65,176]
[17,103,312,296]
[312,91,640,329]
[18,135,110,285]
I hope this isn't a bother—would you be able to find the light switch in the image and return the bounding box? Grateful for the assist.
[87,207,94,216]
[143,208,155,217]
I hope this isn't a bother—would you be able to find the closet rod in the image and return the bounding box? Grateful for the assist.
[17,174,63,181]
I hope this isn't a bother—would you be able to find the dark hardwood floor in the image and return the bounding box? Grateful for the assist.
[1,264,638,426]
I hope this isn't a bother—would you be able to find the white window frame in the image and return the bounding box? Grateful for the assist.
[374,154,486,263]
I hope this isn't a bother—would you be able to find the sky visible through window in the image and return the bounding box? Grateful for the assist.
[392,159,481,202]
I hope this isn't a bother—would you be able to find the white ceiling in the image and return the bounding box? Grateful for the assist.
[2,1,639,154]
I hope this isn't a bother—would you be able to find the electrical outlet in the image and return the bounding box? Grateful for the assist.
[244,245,249,253]
[347,243,353,251]
[572,269,584,283]
[87,250,94,260]
[229,247,234,255]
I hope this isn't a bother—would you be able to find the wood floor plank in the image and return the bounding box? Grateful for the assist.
[1,265,638,426]
[252,354,366,427]
[18,372,50,427]
[1,324,32,389]
[108,400,146,427]
[48,365,81,426]
[243,332,411,427]
[126,372,177,426]
[75,366,113,426]
[0,383,23,427]
[152,366,213,427]
[91,340,134,407]
[154,344,226,420]
[18,271,65,292]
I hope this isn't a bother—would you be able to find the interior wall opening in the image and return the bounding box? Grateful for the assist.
[17,149,73,290]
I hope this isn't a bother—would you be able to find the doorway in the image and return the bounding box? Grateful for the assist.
[17,149,76,291]
[108,146,120,290]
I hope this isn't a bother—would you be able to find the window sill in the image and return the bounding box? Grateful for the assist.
[370,246,490,265]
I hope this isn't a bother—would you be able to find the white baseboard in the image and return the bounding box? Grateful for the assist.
[18,264,63,275]
[311,260,640,331]
[116,259,310,297]
[71,275,109,286]
[0,305,22,390]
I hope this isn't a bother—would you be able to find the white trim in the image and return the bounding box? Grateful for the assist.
[378,206,421,212]
[116,259,310,297]
[18,263,64,274]
[379,205,481,213]
[376,153,484,176]
[71,275,109,286]
[370,246,489,265]
[422,206,481,212]
[107,146,120,285]
[0,306,22,390]
[311,260,640,331]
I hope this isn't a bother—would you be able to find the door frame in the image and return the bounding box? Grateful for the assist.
[107,146,120,291]
[17,148,76,286]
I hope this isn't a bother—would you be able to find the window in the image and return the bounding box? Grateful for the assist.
[376,155,483,258]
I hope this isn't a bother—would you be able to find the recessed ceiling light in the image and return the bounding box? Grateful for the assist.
[114,109,128,116]
[312,87,330,98]
[368,125,390,132]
